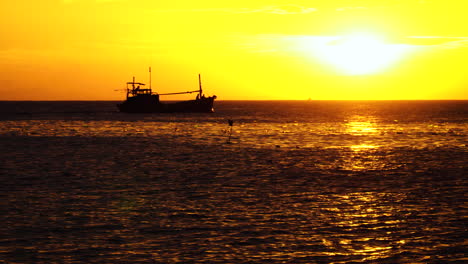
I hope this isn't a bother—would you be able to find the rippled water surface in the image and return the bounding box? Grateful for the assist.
[0,101,466,263]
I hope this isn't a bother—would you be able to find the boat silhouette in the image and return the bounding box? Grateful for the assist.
[117,69,216,113]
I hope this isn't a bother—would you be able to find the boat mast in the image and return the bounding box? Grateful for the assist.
[128,76,136,99]
[149,67,152,91]
[198,73,202,97]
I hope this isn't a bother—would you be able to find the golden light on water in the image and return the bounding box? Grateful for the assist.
[350,144,378,152]
[338,116,384,170]
[321,192,406,261]
[345,116,379,135]
[1,100,466,263]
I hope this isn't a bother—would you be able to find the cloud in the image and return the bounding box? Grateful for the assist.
[406,36,468,48]
[249,5,317,15]
[155,5,317,15]
[63,0,121,3]
[336,7,367,12]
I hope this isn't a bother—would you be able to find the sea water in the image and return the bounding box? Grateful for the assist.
[0,100,466,263]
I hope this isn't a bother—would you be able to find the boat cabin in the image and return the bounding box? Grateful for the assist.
[126,77,155,99]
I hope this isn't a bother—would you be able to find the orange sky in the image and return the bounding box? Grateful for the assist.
[1,0,467,100]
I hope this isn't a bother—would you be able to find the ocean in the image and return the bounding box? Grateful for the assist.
[0,100,466,263]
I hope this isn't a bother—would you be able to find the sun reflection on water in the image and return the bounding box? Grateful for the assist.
[338,115,386,170]
[319,192,407,262]
[345,115,379,135]
[350,144,378,151]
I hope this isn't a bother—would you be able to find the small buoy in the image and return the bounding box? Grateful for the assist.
[227,119,234,143]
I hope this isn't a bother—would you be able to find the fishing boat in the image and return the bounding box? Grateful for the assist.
[117,69,216,113]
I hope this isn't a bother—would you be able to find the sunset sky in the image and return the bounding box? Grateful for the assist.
[1,0,467,100]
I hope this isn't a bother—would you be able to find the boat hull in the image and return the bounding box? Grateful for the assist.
[117,95,216,113]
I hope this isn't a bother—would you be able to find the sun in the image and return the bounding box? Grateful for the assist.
[313,33,410,75]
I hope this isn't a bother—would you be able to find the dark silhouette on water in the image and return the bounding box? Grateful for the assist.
[117,69,216,113]
[227,119,234,143]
